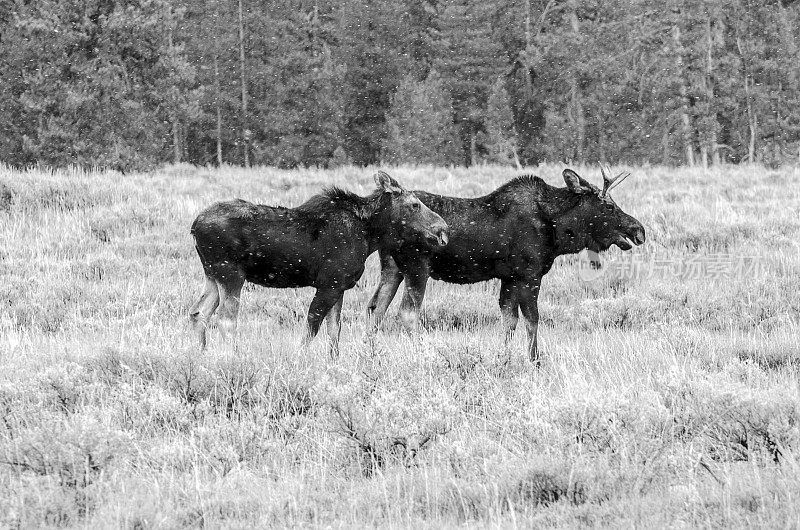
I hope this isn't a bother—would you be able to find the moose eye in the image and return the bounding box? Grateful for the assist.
[411,202,421,210]
[603,203,615,212]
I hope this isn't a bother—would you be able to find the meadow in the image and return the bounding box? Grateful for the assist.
[1,163,799,528]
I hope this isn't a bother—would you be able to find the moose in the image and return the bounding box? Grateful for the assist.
[366,168,646,363]
[189,171,449,356]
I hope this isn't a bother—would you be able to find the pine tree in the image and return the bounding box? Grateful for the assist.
[155,4,203,165]
[381,71,461,165]
[336,0,414,166]
[1,0,799,169]
[9,0,196,170]
[484,77,519,166]
[491,0,552,166]
[264,42,345,168]
[239,0,344,168]
[0,0,31,166]
[434,0,507,165]
[179,0,242,166]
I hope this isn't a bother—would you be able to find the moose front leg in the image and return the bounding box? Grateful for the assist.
[305,287,345,350]
[517,282,541,365]
[325,293,344,358]
[498,279,520,345]
[398,262,430,329]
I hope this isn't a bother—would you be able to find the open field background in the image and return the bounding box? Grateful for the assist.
[1,164,800,528]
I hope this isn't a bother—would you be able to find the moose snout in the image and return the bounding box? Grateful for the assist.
[424,221,449,248]
[436,225,449,247]
[631,225,646,246]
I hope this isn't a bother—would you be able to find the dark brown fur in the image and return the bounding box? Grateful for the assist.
[366,169,646,362]
[189,172,448,356]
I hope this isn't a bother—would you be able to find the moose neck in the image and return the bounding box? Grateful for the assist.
[536,183,580,220]
[535,183,589,257]
[362,191,396,253]
[297,187,389,251]
[552,216,594,256]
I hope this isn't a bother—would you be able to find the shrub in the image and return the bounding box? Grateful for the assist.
[733,340,800,371]
[0,182,14,211]
[507,467,587,508]
[0,178,108,213]
[0,414,131,517]
[662,373,800,463]
[317,367,457,476]
[39,363,105,415]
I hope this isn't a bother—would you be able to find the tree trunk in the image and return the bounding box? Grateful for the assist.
[168,26,181,164]
[172,120,181,164]
[774,82,782,164]
[672,12,695,166]
[524,0,532,99]
[568,0,585,164]
[238,0,249,168]
[736,35,756,163]
[513,149,522,170]
[700,18,709,169]
[214,55,223,165]
[598,109,606,164]
[700,144,708,170]
[597,91,606,164]
[775,1,796,166]
[310,2,319,53]
[216,108,223,166]
[706,17,720,167]
[214,0,223,166]
[571,80,585,163]
[469,129,477,166]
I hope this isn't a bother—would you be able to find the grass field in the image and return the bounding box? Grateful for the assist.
[1,163,800,528]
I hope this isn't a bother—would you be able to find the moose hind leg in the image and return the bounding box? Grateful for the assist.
[189,277,220,349]
[366,254,403,332]
[398,270,429,330]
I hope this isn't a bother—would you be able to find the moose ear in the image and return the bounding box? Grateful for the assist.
[562,169,595,195]
[374,171,404,194]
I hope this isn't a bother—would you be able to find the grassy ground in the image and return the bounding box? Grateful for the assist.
[1,163,799,528]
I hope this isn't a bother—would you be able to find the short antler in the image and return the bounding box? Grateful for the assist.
[600,165,631,197]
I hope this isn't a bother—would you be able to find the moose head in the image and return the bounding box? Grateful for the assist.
[555,167,646,254]
[374,171,449,249]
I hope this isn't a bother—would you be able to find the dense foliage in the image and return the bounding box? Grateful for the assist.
[0,0,798,170]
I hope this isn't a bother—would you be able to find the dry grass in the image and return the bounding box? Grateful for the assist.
[1,162,800,528]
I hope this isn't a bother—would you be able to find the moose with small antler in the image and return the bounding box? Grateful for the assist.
[367,167,646,363]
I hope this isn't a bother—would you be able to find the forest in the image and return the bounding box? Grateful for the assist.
[0,0,799,171]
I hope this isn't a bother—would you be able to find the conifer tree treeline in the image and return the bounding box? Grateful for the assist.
[0,0,798,170]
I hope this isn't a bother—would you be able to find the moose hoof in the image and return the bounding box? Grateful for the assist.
[399,311,420,330]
